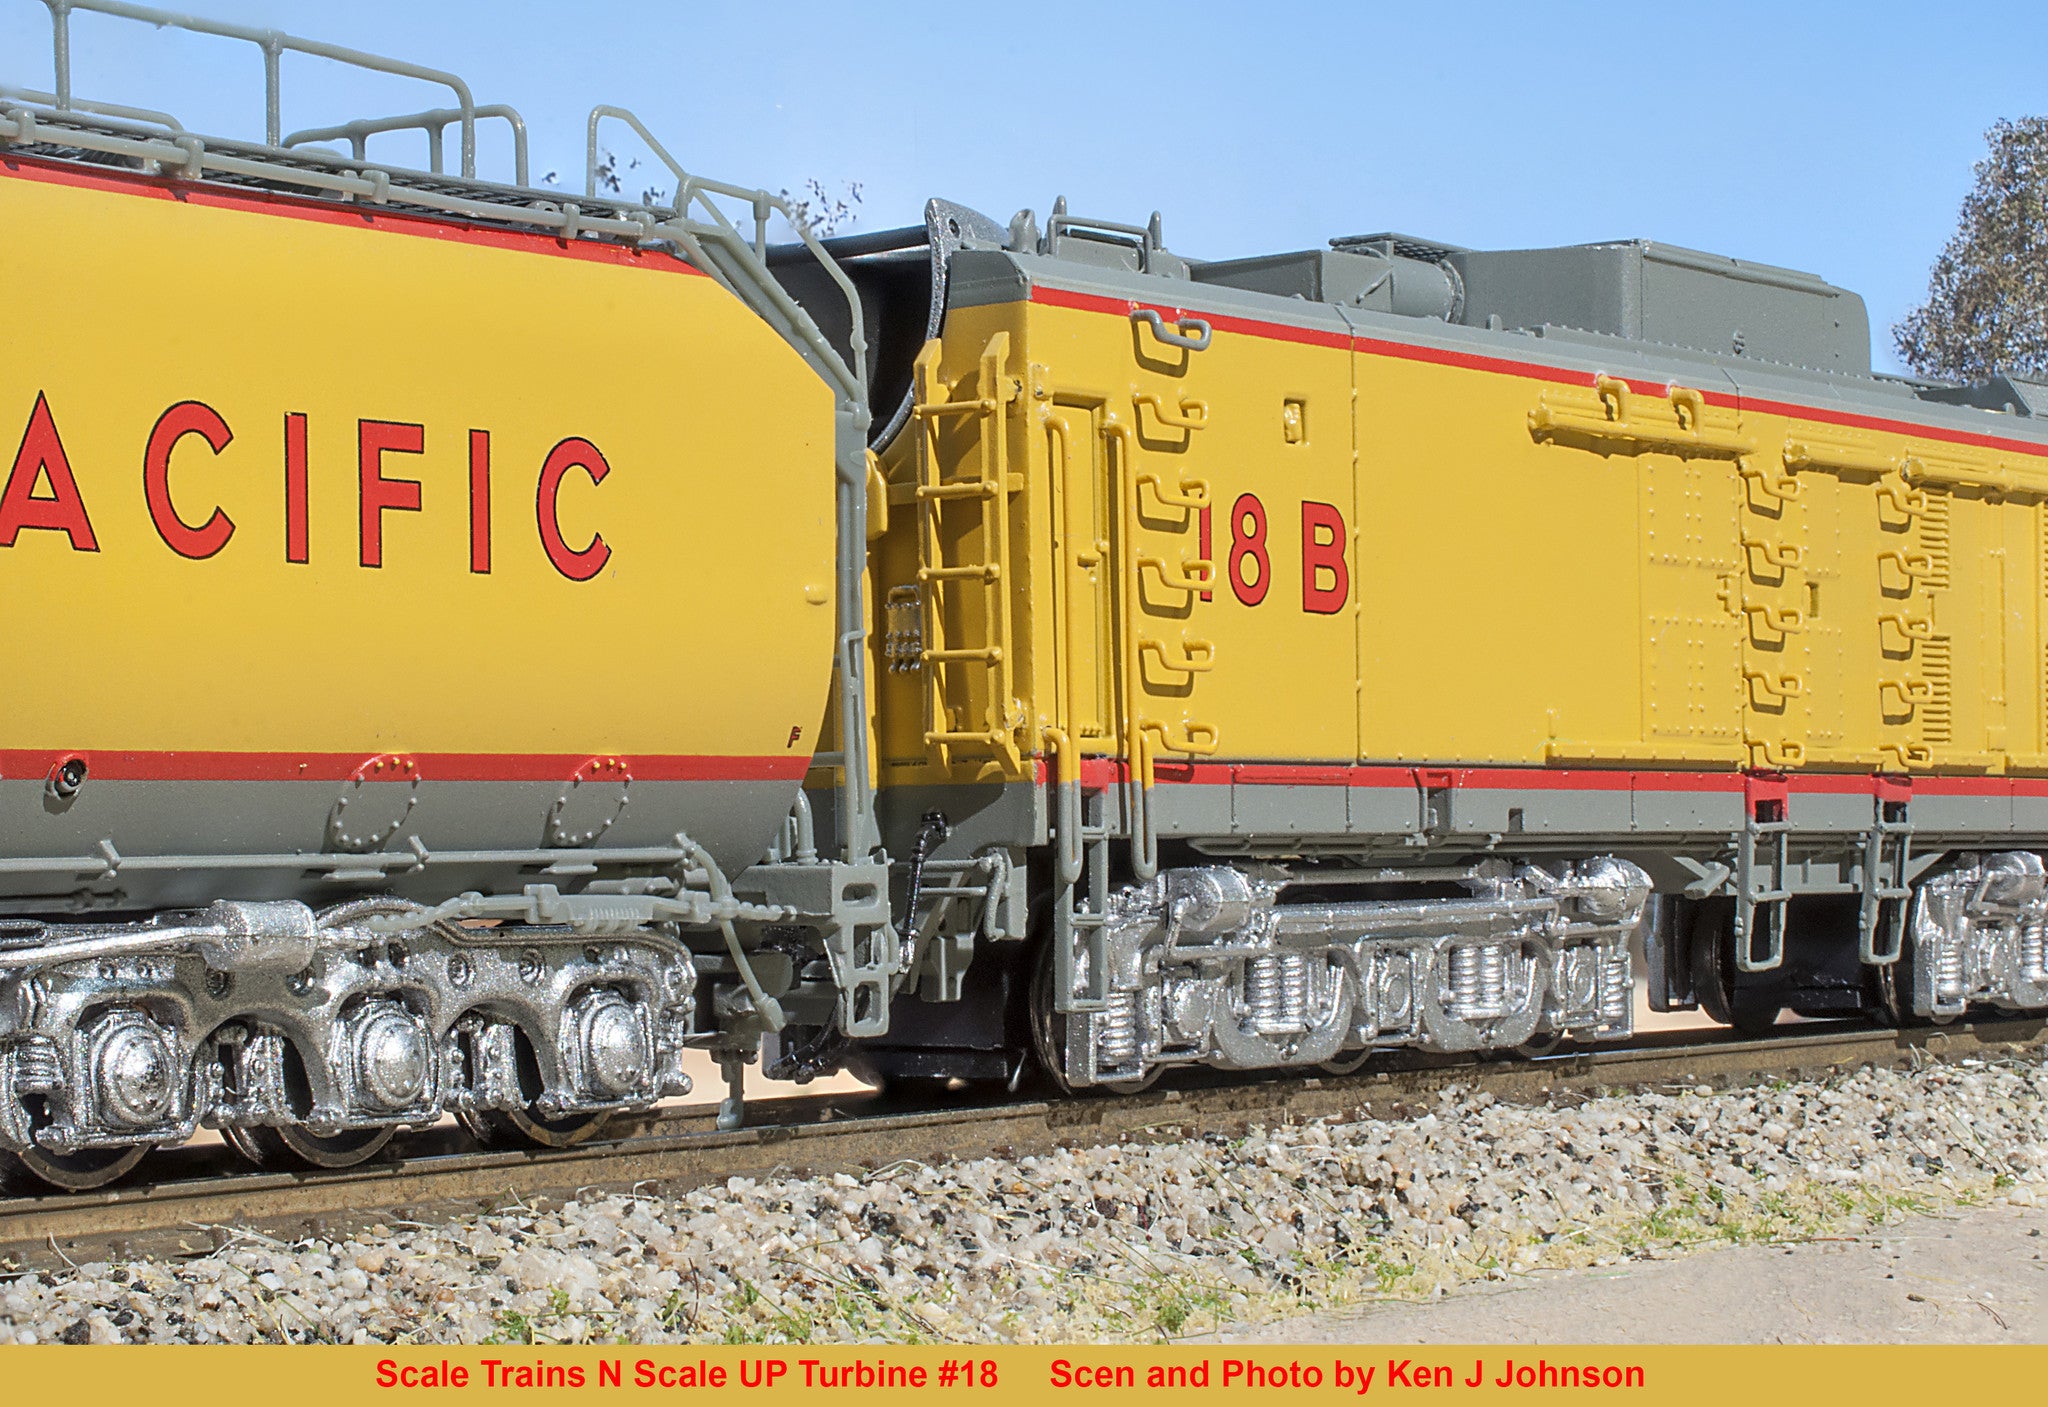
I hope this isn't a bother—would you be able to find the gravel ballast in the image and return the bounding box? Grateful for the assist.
[2,1051,2043,1344]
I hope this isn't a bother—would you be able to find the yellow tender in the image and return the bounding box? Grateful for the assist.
[873,282,2048,787]
[0,158,835,880]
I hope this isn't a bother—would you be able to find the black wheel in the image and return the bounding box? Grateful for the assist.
[224,1122,396,1170]
[1725,1001,1782,1037]
[3,1143,148,1193]
[1318,1049,1375,1075]
[866,1074,964,1104]
[1690,901,1782,1035]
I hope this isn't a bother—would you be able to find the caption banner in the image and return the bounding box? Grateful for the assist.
[1,1345,2041,1404]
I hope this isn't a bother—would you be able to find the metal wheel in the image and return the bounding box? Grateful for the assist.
[1870,931,1953,1025]
[1514,1030,1566,1058]
[459,1105,610,1149]
[214,1024,401,1170]
[452,1020,613,1148]
[224,1122,396,1170]
[1868,961,1907,1028]
[1026,938,1078,1098]
[1318,1049,1375,1076]
[4,1143,148,1193]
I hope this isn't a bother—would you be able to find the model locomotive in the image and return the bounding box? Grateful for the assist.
[2,1,2043,1191]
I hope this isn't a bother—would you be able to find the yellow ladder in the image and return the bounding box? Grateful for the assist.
[911,333,1024,773]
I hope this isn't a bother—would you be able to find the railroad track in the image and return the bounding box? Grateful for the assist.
[3,1017,2041,1273]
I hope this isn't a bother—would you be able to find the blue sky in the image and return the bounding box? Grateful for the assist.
[3,0,2039,375]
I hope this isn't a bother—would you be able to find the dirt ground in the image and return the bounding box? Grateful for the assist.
[1215,1200,2048,1344]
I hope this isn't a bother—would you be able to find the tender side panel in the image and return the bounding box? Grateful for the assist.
[1350,335,2048,778]
[1636,451,1745,764]
[1728,388,2048,776]
[1354,345,1647,767]
[1027,291,1358,782]
[885,267,2048,859]
[0,162,835,878]
[873,290,1362,800]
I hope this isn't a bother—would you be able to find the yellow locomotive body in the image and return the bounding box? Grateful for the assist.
[855,218,2048,1085]
[7,3,2048,1190]
[878,265,2048,788]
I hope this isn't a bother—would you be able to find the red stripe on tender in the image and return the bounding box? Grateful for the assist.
[1617,771,1747,794]
[1346,766,1419,788]
[1059,760,2035,801]
[1029,283,2048,463]
[1780,772,1885,794]
[1739,393,2048,461]
[1453,767,1635,792]
[1029,285,1350,350]
[0,750,801,783]
[0,154,702,275]
[1911,776,2048,799]
[1911,777,2000,797]
[1348,334,1605,388]
[1078,757,1129,789]
[1231,763,1347,786]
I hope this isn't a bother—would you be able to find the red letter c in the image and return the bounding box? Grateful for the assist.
[144,401,235,559]
[537,437,611,582]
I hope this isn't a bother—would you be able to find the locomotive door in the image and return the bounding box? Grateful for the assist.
[1048,400,1122,757]
[1046,389,1214,855]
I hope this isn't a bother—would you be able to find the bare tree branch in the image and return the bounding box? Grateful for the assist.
[778,178,864,239]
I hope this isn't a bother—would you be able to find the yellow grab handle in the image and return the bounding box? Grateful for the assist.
[1594,373,1630,422]
[1744,604,1806,635]
[1134,391,1210,431]
[1880,613,1936,644]
[1138,471,1211,512]
[1739,461,1803,500]
[1879,550,1936,579]
[1742,538,1803,570]
[1748,738,1806,769]
[1744,670,1805,701]
[1142,719,1220,756]
[1884,741,1935,769]
[1138,556,1216,593]
[1140,637,1217,674]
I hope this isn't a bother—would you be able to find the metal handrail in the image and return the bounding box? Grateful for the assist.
[38,0,479,172]
[0,98,869,407]
[585,105,867,402]
[0,105,618,227]
[7,5,881,867]
[285,104,528,186]
[12,1,867,405]
[0,82,180,129]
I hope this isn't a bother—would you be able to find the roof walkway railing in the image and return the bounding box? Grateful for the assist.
[6,0,867,404]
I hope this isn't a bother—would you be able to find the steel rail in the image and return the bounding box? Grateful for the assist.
[2,1017,2041,1272]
